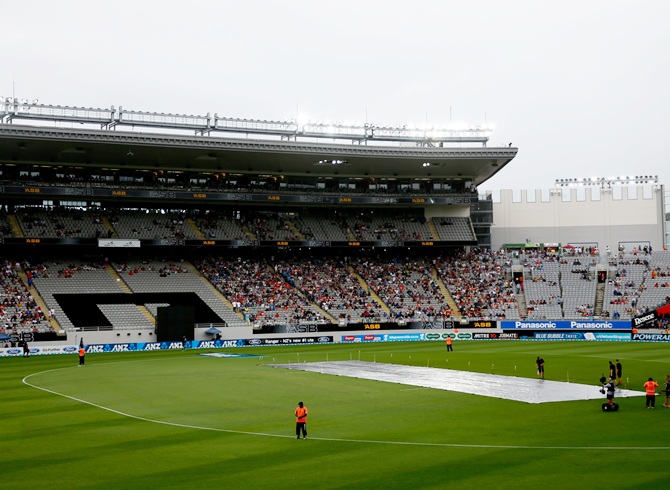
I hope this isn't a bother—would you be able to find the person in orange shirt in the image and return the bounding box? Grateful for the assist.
[295,401,308,439]
[643,377,659,409]
[78,346,85,366]
[446,336,453,352]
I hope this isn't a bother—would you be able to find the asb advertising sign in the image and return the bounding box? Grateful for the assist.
[501,321,631,330]
[254,321,456,334]
[1,331,66,343]
[459,320,497,329]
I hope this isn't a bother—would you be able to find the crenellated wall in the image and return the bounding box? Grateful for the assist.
[491,185,666,250]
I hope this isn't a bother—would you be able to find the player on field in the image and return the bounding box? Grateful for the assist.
[295,401,308,439]
[536,356,544,379]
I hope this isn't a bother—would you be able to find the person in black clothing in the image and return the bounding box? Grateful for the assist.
[600,376,618,411]
[536,356,544,379]
[608,361,616,382]
[615,359,623,386]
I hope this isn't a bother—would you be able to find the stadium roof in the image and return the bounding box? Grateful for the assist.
[0,101,517,185]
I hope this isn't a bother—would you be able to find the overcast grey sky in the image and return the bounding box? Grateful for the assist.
[3,0,669,192]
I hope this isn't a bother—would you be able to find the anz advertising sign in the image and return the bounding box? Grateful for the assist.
[501,321,631,330]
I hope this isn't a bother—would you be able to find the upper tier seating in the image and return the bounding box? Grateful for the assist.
[432,217,477,242]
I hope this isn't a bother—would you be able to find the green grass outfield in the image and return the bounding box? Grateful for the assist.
[3,340,670,489]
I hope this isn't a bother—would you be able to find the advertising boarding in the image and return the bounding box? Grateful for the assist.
[500,320,630,330]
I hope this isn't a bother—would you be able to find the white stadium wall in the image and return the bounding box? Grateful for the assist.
[490,185,666,251]
[424,204,471,219]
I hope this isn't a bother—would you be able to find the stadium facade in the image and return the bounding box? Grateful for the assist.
[0,99,667,353]
[491,186,666,252]
[0,99,516,251]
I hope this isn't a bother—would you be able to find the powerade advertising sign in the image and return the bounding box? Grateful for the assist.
[501,321,630,330]
[633,333,670,342]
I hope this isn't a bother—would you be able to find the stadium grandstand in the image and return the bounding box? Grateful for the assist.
[1,98,669,351]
